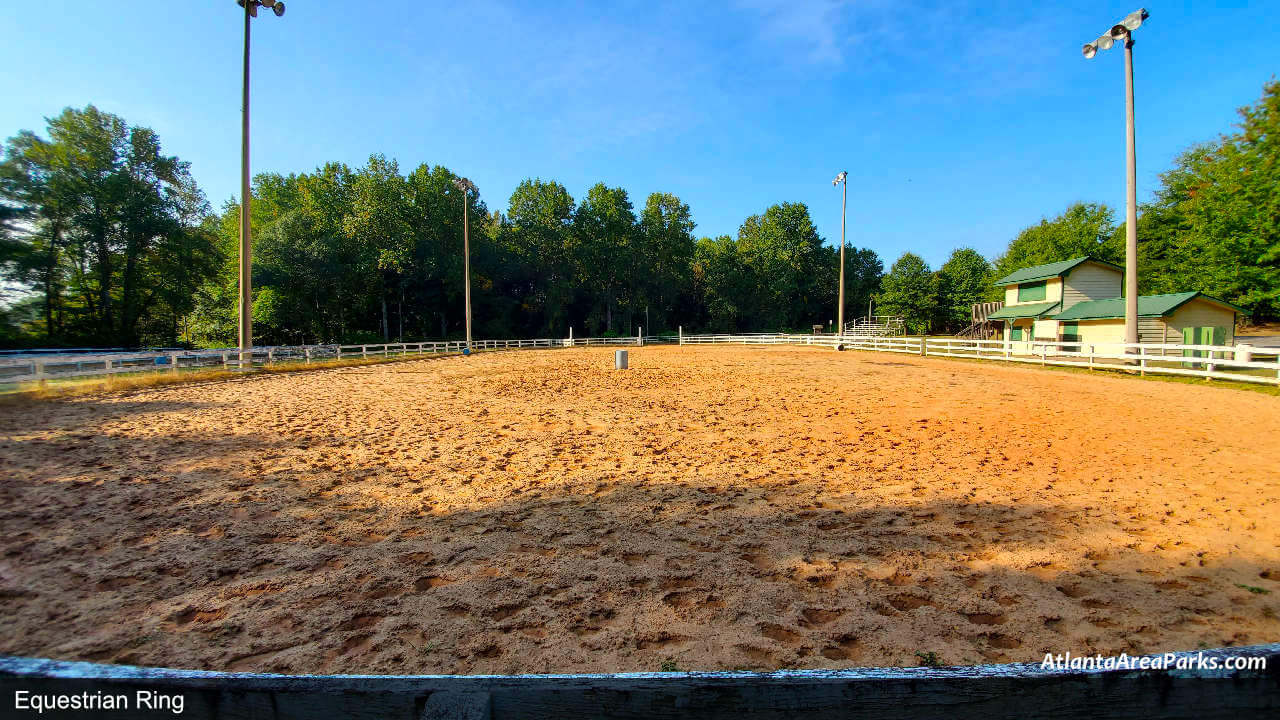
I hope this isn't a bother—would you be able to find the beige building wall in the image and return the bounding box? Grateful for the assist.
[1033,318,1059,341]
[1164,301,1237,345]
[1073,320,1128,346]
[1138,318,1167,344]
[1065,300,1237,351]
[1003,277,1063,306]
[1061,264,1122,308]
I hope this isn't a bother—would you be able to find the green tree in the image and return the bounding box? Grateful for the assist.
[1132,80,1280,319]
[344,154,412,341]
[736,202,828,330]
[0,105,218,346]
[877,252,938,334]
[992,202,1119,301]
[936,247,993,331]
[840,247,884,327]
[692,235,746,331]
[505,178,575,334]
[572,183,636,334]
[636,192,695,333]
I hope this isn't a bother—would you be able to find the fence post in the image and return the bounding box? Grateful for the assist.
[362,345,368,359]
[171,352,180,374]
[1088,346,1095,372]
[336,346,343,360]
[637,326,643,346]
[305,348,312,365]
[1139,346,1146,376]
[919,337,926,357]
[104,358,112,375]
[678,326,683,345]
[34,361,47,389]
[267,349,274,366]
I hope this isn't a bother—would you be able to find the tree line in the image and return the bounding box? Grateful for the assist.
[1,79,1276,348]
[876,80,1280,334]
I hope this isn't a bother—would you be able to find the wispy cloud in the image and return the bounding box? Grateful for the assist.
[735,0,864,64]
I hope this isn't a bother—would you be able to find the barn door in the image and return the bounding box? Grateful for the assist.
[1181,327,1199,358]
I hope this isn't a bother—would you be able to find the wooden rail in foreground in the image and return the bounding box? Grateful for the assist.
[1,645,1276,719]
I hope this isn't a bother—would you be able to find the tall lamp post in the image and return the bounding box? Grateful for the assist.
[1083,8,1148,346]
[832,171,848,335]
[235,0,285,364]
[453,177,477,351]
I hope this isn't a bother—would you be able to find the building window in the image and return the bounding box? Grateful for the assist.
[1018,280,1047,302]
[1061,322,1079,343]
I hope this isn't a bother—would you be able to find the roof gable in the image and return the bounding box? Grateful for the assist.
[993,257,1122,286]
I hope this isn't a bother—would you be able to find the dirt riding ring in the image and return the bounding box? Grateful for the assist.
[2,344,1277,716]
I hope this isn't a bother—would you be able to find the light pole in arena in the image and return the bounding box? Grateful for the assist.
[1083,8,1148,347]
[832,171,848,335]
[234,0,286,365]
[453,177,478,351]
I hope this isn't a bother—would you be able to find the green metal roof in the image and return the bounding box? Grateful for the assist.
[1052,292,1246,321]
[992,256,1122,286]
[987,301,1061,320]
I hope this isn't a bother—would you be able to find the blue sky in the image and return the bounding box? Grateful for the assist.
[2,1,1276,268]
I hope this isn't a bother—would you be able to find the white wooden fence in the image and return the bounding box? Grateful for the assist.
[0,335,675,386]
[2,331,1276,387]
[676,333,1279,386]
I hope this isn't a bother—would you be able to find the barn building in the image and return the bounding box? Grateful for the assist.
[983,256,1245,350]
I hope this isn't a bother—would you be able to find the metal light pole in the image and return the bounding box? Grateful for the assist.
[832,171,848,335]
[1084,8,1147,346]
[453,177,477,350]
[235,0,285,364]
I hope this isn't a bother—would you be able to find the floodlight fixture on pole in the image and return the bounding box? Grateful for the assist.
[1083,8,1147,347]
[453,177,477,351]
[234,0,286,366]
[832,171,848,336]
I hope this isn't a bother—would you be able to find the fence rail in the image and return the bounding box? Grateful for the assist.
[2,331,1276,387]
[674,333,1278,385]
[0,334,678,386]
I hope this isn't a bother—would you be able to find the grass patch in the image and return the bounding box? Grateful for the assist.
[0,353,454,405]
[1237,584,1272,595]
[914,651,943,668]
[875,348,1280,396]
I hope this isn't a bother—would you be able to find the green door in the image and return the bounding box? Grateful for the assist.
[1011,325,1023,341]
[1182,327,1200,358]
[1061,322,1079,343]
[1201,326,1226,358]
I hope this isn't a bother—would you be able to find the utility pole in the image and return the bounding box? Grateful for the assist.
[1083,8,1148,346]
[453,177,477,350]
[832,171,848,335]
[235,0,286,365]
[1122,33,1139,345]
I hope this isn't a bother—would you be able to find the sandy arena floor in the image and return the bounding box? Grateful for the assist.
[1,345,1278,674]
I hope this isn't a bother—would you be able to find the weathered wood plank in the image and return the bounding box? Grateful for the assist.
[2,644,1276,719]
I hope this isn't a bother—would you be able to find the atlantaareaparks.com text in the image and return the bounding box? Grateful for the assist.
[1041,651,1267,672]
